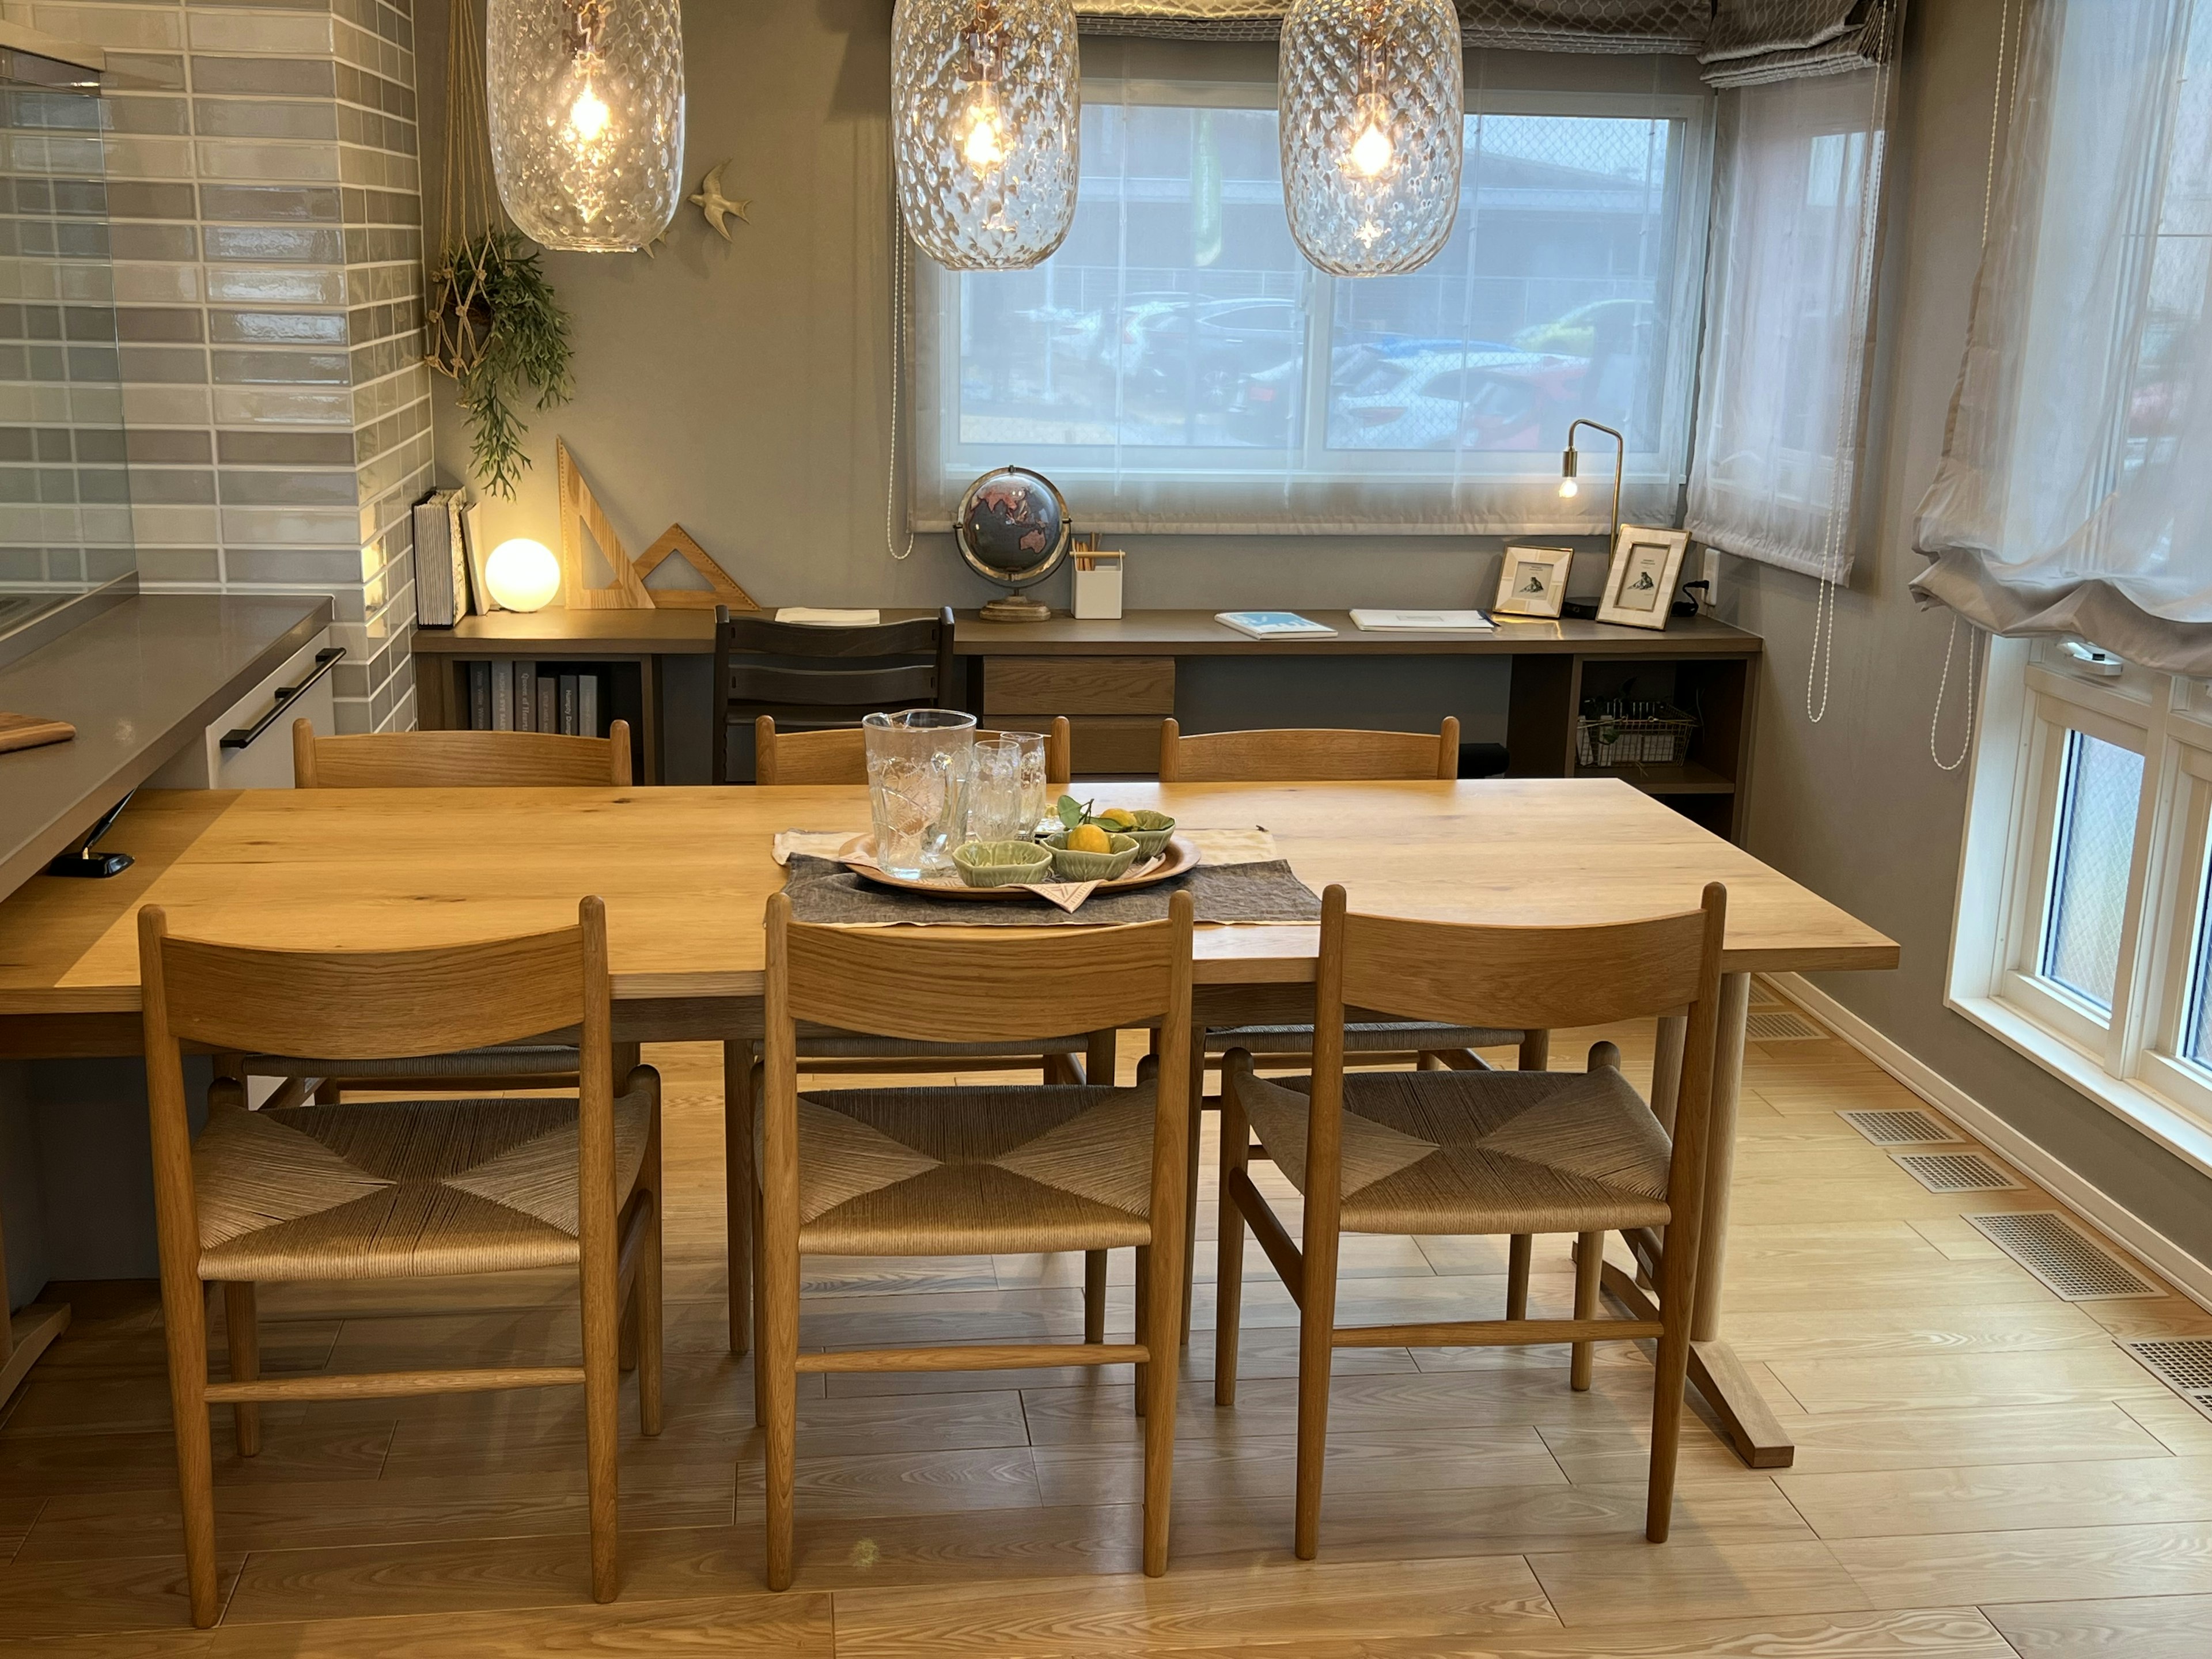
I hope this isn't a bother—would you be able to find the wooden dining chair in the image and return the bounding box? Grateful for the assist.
[271,716,634,1108]
[712,605,956,784]
[293,718,632,787]
[1215,882,1728,1556]
[755,890,1196,1588]
[1152,717,1533,1343]
[139,897,664,1625]
[753,714,1071,787]
[1158,715,1460,782]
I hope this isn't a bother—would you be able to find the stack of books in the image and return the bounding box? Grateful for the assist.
[413,490,492,627]
[465,662,604,736]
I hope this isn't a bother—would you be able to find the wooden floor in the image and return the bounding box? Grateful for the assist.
[7,993,2212,1656]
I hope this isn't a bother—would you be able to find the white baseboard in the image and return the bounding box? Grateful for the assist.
[1763,972,2212,1315]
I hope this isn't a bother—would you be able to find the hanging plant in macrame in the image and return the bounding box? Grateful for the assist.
[424,0,572,498]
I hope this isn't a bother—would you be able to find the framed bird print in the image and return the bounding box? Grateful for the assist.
[1597,527,1690,631]
[1494,544,1575,619]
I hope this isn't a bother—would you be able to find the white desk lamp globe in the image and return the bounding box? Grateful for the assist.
[484,537,562,612]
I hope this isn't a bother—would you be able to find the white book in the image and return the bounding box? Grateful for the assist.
[578,673,599,739]
[1214,610,1336,640]
[1350,608,1495,632]
[461,499,498,614]
[776,607,880,627]
[535,676,558,734]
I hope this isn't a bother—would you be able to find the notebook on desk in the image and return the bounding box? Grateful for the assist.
[1215,610,1336,639]
[1350,608,1494,632]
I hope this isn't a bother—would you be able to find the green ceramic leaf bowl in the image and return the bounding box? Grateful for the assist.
[1116,810,1177,859]
[1042,830,1141,882]
[953,839,1053,888]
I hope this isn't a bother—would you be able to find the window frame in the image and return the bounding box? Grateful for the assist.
[908,73,1715,531]
[1951,637,2212,1180]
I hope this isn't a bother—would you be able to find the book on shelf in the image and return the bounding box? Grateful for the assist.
[559,673,579,737]
[578,672,599,738]
[513,664,534,734]
[535,676,557,733]
[1349,608,1494,632]
[460,499,497,615]
[491,660,514,730]
[1214,610,1336,640]
[412,488,467,628]
[468,660,491,730]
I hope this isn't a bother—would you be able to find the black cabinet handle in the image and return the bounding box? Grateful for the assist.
[220,646,346,750]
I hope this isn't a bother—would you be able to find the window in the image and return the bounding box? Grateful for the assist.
[911,78,1711,533]
[1951,640,2212,1174]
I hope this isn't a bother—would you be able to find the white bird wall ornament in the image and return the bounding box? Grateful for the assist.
[689,161,751,240]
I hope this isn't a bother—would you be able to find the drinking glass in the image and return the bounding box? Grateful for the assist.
[1011,731,1051,832]
[862,709,975,877]
[967,738,1029,843]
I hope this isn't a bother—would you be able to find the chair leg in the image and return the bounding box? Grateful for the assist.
[581,1257,622,1604]
[762,1216,800,1590]
[639,1135,665,1437]
[752,1180,768,1430]
[162,1275,220,1627]
[1179,1033,1206,1349]
[313,1079,342,1104]
[1506,1233,1533,1321]
[1214,1073,1249,1407]
[1132,1245,1150,1418]
[1516,1031,1550,1071]
[1141,1211,1181,1577]
[1293,1200,1340,1560]
[1083,1250,1107,1345]
[1085,1027,1119,1088]
[619,1287,640,1374]
[221,1282,260,1457]
[1571,1230,1603,1392]
[725,1040,755,1357]
[1647,1275,1694,1543]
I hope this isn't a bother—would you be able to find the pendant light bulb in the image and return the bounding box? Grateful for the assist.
[1281,0,1462,277]
[1558,477,1580,499]
[487,0,685,253]
[893,0,1078,271]
[1559,446,1580,498]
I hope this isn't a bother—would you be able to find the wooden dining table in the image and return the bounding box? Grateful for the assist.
[0,777,1895,1465]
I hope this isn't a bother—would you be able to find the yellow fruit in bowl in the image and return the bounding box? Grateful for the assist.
[1097,806,1137,828]
[1064,823,1112,854]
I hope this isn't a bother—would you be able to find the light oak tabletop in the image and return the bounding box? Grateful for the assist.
[0,779,1895,1016]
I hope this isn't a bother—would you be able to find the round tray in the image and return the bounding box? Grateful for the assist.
[846,834,1198,900]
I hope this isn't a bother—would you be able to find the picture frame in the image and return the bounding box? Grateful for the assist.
[1494,544,1575,619]
[1597,526,1690,631]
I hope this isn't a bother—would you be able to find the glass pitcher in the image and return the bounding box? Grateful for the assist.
[862,709,976,878]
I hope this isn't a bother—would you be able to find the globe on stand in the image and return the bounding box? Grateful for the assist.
[957,465,1072,622]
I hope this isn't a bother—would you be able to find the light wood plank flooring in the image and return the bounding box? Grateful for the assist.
[3,993,2209,1654]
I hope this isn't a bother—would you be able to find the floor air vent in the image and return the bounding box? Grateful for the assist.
[1966,1211,2162,1300]
[1745,1009,1825,1041]
[1839,1108,1963,1146]
[2124,1339,2212,1425]
[1893,1151,2024,1193]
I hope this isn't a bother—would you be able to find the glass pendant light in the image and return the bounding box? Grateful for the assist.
[892,0,1078,271]
[487,0,685,252]
[1280,0,1463,277]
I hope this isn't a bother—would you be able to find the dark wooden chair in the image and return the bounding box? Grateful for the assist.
[711,607,957,785]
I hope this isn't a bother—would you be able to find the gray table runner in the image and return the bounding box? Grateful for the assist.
[781,853,1321,927]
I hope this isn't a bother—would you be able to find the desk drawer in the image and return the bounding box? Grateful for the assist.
[984,655,1174,716]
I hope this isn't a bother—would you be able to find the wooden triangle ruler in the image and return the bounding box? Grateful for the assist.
[635,522,760,611]
[556,439,653,610]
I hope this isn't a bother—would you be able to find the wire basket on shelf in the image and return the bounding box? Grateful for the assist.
[1576,700,1699,768]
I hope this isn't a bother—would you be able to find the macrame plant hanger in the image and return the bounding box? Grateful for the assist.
[426,0,499,383]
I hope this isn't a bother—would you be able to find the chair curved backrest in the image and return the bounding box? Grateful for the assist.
[293,720,632,788]
[1158,717,1459,782]
[713,607,956,785]
[753,714,1071,787]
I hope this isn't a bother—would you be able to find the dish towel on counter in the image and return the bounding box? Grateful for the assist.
[774,827,1321,927]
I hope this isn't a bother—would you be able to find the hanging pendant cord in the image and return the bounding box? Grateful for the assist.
[1927,0,2013,766]
[886,194,915,563]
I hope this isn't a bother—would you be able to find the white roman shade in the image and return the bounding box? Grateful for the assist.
[1913,0,2212,677]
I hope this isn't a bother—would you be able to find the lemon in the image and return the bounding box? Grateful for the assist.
[1065,824,1112,854]
[1098,806,1137,828]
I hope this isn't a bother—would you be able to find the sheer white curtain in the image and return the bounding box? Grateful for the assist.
[1914,0,2212,676]
[1685,61,1888,581]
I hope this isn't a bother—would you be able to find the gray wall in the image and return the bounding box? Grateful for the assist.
[1717,1,2212,1267]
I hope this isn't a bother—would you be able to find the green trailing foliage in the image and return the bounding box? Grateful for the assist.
[425,228,573,498]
